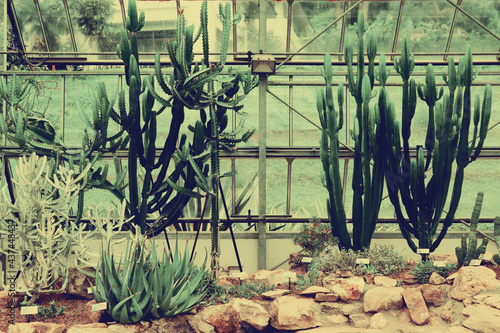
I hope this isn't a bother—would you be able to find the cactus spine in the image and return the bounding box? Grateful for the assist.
[382,40,492,260]
[319,12,384,251]
[455,192,488,266]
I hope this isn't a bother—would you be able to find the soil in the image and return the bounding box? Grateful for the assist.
[2,262,500,333]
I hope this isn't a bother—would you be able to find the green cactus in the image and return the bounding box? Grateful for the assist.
[455,192,488,266]
[493,217,500,265]
[319,11,384,251]
[381,41,492,260]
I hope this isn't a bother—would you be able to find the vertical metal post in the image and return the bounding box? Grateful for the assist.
[61,75,65,143]
[257,0,267,270]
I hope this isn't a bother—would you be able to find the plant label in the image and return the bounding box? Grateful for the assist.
[87,287,93,294]
[92,302,107,311]
[301,257,313,263]
[417,248,430,254]
[433,261,446,267]
[21,306,38,315]
[470,259,481,266]
[283,272,297,279]
[356,258,370,265]
[231,272,245,278]
[479,253,492,261]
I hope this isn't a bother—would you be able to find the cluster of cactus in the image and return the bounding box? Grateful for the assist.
[455,192,488,266]
[381,37,492,260]
[91,230,209,323]
[0,153,92,304]
[318,11,385,251]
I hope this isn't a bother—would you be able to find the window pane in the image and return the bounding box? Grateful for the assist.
[12,0,48,52]
[38,0,72,52]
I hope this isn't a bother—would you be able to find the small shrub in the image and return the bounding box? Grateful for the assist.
[205,279,275,305]
[293,217,338,257]
[37,301,66,319]
[296,268,321,291]
[313,244,407,277]
[411,260,456,284]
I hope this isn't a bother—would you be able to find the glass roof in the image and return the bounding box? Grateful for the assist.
[4,0,500,66]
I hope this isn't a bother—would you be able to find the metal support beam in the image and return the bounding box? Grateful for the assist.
[258,0,267,270]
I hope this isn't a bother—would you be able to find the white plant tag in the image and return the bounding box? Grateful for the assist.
[283,272,297,279]
[479,253,492,261]
[417,248,430,254]
[433,261,446,267]
[87,287,93,294]
[470,259,481,266]
[356,258,370,265]
[301,257,313,263]
[21,306,38,315]
[92,302,107,311]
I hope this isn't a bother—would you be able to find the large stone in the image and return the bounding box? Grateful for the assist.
[374,276,398,288]
[419,284,446,307]
[440,300,457,323]
[363,287,404,312]
[349,314,371,328]
[300,286,332,296]
[67,323,109,333]
[323,275,365,302]
[269,295,320,330]
[325,314,349,325]
[320,302,342,313]
[84,299,103,323]
[342,303,364,316]
[187,315,216,333]
[260,289,290,299]
[229,298,269,331]
[429,272,447,285]
[315,293,338,302]
[483,295,500,310]
[370,312,389,329]
[7,323,65,333]
[451,266,500,301]
[107,324,139,333]
[249,269,288,286]
[402,288,431,325]
[198,304,241,333]
[447,326,475,333]
[462,305,500,333]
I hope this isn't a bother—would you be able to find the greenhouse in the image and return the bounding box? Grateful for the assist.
[1,0,500,331]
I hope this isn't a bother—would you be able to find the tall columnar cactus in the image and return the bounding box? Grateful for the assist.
[319,11,385,251]
[144,1,258,278]
[381,40,492,260]
[493,217,500,265]
[455,192,488,266]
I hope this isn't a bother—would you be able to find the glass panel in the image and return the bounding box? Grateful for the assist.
[267,85,289,146]
[483,82,500,147]
[38,0,72,52]
[236,0,259,54]
[234,158,259,216]
[264,0,288,53]
[292,83,322,147]
[12,0,48,52]
[66,0,119,60]
[449,0,500,60]
[266,158,288,215]
[398,0,456,60]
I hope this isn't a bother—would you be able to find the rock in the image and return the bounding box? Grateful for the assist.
[198,304,241,333]
[364,273,375,285]
[261,289,290,299]
[447,272,458,284]
[429,272,447,285]
[7,323,65,333]
[450,266,500,301]
[399,308,412,323]
[148,316,193,333]
[447,327,475,333]
[336,270,352,278]
[402,271,418,284]
[440,300,457,323]
[187,315,216,333]
[349,314,371,328]
[300,286,332,296]
[419,284,446,307]
[325,314,349,325]
[364,287,404,312]
[67,323,109,333]
[402,288,431,325]
[342,303,364,316]
[315,293,338,302]
[269,295,320,330]
[323,275,365,302]
[229,298,269,331]
[374,276,398,288]
[249,269,288,286]
[106,324,139,332]
[370,312,389,329]
[67,266,95,298]
[216,276,241,287]
[482,295,500,310]
[462,305,500,333]
[320,302,342,313]
[445,254,458,265]
[84,299,103,323]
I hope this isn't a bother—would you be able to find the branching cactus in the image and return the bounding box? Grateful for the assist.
[319,11,385,251]
[0,153,91,304]
[381,40,492,260]
[455,192,488,266]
